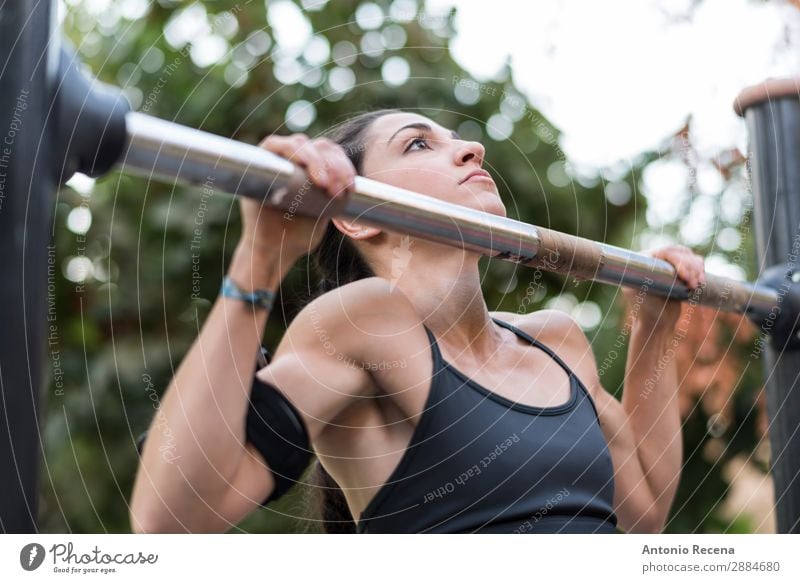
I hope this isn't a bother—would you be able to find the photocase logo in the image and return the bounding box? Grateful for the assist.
[19,543,46,571]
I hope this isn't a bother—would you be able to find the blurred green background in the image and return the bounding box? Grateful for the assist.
[44,0,767,533]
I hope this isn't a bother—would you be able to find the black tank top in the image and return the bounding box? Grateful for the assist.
[355,317,618,534]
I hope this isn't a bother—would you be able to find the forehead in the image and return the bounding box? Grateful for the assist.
[365,112,451,146]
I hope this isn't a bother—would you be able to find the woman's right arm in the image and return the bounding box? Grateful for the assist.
[129,134,358,533]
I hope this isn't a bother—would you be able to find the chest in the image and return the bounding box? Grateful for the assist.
[314,333,597,497]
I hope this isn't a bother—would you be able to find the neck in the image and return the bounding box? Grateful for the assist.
[366,236,505,356]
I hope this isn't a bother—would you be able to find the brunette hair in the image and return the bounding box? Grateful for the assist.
[302,108,401,533]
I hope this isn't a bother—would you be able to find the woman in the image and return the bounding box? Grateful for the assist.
[130,109,706,534]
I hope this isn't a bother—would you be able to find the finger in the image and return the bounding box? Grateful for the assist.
[683,251,705,288]
[650,246,687,263]
[291,144,329,186]
[652,247,705,289]
[280,145,334,198]
[660,248,699,288]
[258,133,309,157]
[260,135,340,195]
[263,136,334,192]
[686,260,701,289]
[682,254,704,288]
[665,253,695,289]
[260,136,322,178]
[677,269,695,290]
[697,257,707,286]
[312,138,356,197]
[307,139,342,196]
[327,146,356,196]
[258,137,300,162]
[670,245,694,256]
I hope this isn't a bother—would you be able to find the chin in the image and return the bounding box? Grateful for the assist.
[488,199,507,217]
[476,192,507,217]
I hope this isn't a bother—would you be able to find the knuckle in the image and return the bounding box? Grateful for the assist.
[258,134,284,149]
[311,166,329,181]
[312,136,335,147]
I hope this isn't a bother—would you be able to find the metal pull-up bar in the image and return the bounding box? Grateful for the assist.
[120,112,783,324]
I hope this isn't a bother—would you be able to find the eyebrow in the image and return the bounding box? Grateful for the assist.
[386,122,461,147]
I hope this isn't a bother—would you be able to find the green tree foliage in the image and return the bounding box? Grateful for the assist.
[44,0,760,533]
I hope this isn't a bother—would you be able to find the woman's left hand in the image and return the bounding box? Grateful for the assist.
[622,244,707,331]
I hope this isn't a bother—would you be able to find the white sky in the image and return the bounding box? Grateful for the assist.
[428,0,800,169]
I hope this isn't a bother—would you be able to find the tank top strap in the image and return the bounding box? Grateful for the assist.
[421,323,444,367]
[491,316,577,379]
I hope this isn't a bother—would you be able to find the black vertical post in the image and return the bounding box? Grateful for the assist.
[736,80,800,533]
[0,0,55,532]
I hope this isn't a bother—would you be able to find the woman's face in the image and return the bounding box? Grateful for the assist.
[360,112,506,217]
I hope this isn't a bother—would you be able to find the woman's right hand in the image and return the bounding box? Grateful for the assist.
[238,133,356,260]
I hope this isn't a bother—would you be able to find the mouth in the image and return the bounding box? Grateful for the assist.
[459,169,494,185]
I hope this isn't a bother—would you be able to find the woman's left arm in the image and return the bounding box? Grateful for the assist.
[546,245,706,533]
[617,245,707,532]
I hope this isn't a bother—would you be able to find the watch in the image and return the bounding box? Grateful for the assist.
[221,275,276,311]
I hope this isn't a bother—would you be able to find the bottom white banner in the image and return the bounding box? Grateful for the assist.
[1,534,797,582]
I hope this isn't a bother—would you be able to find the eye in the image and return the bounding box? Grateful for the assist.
[404,134,430,153]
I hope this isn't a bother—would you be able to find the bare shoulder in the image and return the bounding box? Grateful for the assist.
[273,276,421,360]
[310,276,417,323]
[493,309,604,397]
[256,276,426,442]
[490,309,583,348]
[300,275,416,319]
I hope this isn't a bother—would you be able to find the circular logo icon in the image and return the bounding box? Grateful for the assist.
[20,543,46,571]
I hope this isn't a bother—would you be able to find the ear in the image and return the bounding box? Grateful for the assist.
[332,218,381,240]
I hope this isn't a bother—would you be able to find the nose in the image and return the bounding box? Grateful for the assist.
[454,140,485,167]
